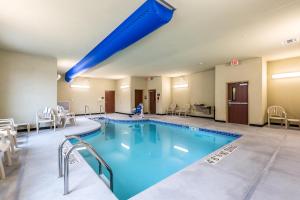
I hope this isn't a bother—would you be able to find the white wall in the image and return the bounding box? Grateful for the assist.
[161,76,171,114]
[215,58,267,125]
[268,56,300,118]
[57,77,116,114]
[0,50,57,124]
[115,77,131,113]
[171,70,215,117]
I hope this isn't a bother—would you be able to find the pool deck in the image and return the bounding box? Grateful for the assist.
[1,114,300,200]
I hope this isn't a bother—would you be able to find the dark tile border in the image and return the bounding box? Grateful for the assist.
[87,117,242,139]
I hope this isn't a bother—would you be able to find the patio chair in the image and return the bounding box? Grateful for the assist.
[0,118,30,137]
[0,151,5,179]
[0,133,13,178]
[57,105,76,128]
[0,120,17,153]
[166,103,177,115]
[175,104,191,117]
[36,107,56,133]
[267,106,287,128]
[0,129,16,154]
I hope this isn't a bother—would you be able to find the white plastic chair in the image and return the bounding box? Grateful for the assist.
[57,105,76,128]
[0,120,17,153]
[0,151,5,179]
[267,106,287,128]
[36,107,56,133]
[176,104,191,117]
[166,103,177,115]
[0,133,12,180]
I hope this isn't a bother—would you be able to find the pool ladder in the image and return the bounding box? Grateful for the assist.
[58,136,113,195]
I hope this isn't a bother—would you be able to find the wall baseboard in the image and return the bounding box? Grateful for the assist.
[115,112,132,115]
[187,114,214,120]
[214,119,226,123]
[249,123,267,127]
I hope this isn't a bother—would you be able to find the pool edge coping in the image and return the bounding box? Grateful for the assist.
[68,116,243,199]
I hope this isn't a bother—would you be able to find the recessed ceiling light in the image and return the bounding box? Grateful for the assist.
[282,38,299,46]
[199,62,203,65]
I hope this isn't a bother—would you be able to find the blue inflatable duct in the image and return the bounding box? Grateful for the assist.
[65,0,175,82]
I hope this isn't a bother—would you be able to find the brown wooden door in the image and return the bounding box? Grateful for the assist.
[105,90,115,113]
[135,90,143,108]
[149,90,156,114]
[228,82,248,124]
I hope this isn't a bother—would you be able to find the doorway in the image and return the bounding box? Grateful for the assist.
[149,90,156,114]
[135,90,143,108]
[228,82,248,125]
[105,90,115,113]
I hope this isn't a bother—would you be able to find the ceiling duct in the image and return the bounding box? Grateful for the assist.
[65,0,175,82]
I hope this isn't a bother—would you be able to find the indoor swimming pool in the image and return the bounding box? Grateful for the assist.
[71,119,240,200]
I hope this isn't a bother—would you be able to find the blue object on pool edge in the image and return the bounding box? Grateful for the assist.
[65,0,175,82]
[71,120,238,200]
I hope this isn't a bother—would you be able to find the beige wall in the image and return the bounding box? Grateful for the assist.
[57,77,115,114]
[161,76,171,114]
[215,58,267,125]
[0,50,57,124]
[171,70,215,117]
[268,56,300,119]
[115,77,131,113]
[130,77,147,112]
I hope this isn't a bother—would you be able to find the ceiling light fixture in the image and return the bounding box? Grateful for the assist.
[120,85,130,89]
[272,71,300,79]
[173,83,188,88]
[282,38,299,46]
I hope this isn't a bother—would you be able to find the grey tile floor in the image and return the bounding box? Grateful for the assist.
[1,114,300,200]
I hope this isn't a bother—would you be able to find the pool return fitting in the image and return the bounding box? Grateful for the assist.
[58,136,113,195]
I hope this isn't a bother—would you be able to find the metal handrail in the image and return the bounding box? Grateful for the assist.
[58,135,83,177]
[84,105,91,117]
[63,141,113,195]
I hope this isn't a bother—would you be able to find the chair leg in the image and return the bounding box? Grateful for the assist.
[0,158,5,179]
[5,150,12,166]
[268,118,270,127]
[8,135,15,154]
[36,122,39,134]
[63,119,67,128]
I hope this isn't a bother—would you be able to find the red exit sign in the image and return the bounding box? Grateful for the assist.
[231,58,239,66]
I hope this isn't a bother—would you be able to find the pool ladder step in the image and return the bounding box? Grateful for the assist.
[58,136,113,195]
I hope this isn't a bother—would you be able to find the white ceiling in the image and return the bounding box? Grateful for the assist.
[1,0,300,79]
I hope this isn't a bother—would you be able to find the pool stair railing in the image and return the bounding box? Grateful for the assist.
[58,136,113,195]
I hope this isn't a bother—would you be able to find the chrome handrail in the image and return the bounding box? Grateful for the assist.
[58,136,82,177]
[63,141,113,195]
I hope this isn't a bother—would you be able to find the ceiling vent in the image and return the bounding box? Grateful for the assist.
[282,38,299,46]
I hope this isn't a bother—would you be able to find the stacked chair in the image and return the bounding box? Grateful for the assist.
[0,119,16,179]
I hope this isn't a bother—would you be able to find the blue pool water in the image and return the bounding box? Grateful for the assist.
[71,120,239,200]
